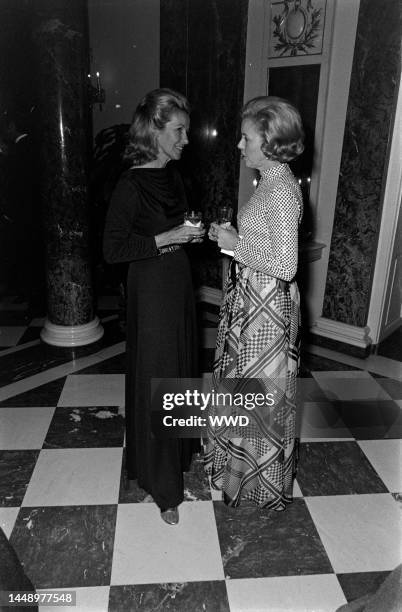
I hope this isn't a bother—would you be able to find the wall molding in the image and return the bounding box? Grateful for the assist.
[310,316,371,350]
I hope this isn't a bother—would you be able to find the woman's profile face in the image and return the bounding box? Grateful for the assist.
[155,110,190,166]
[237,118,270,171]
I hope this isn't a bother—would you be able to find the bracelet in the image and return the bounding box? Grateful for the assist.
[157,244,183,255]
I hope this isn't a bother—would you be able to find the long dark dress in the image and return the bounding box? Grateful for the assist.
[103,165,199,510]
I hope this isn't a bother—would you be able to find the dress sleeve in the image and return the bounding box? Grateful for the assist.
[233,184,299,281]
[103,176,158,263]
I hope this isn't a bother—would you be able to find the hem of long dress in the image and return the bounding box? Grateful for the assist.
[222,491,294,510]
[127,474,185,510]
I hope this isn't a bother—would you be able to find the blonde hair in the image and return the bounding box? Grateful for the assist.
[124,88,190,166]
[241,96,304,162]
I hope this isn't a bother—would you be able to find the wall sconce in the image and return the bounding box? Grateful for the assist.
[88,71,106,111]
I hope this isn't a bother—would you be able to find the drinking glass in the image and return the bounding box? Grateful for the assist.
[217,205,233,225]
[184,210,203,226]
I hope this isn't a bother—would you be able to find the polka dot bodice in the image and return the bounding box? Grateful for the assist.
[233,163,303,281]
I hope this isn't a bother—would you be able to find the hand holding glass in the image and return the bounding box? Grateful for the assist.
[184,210,202,226]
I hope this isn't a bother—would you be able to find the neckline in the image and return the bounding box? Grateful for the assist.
[260,163,289,181]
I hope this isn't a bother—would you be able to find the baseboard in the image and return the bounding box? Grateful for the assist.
[309,317,372,358]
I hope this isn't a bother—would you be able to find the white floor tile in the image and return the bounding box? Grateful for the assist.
[226,574,347,612]
[0,407,55,450]
[306,494,402,573]
[111,501,224,585]
[358,440,402,492]
[22,448,122,506]
[0,326,26,347]
[0,507,20,538]
[293,479,303,497]
[58,374,125,407]
[312,370,391,401]
[37,587,110,612]
[299,401,353,440]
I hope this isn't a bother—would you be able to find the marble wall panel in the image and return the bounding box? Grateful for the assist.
[322,0,401,326]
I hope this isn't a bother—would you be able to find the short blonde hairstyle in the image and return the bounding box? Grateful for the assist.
[241,96,304,163]
[124,88,190,166]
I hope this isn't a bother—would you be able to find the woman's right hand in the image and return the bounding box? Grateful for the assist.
[155,223,205,248]
[208,222,220,242]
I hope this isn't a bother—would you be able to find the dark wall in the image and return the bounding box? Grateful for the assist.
[160,0,248,289]
[0,0,35,120]
[322,0,401,326]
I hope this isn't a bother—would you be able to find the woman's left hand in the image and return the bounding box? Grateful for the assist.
[216,225,239,251]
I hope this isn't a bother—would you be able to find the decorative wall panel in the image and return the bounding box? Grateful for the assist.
[269,0,327,58]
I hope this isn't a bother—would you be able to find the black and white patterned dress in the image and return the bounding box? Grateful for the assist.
[204,163,302,509]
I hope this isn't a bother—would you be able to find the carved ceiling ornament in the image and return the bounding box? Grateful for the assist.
[269,0,326,57]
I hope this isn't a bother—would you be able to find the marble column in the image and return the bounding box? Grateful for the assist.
[322,0,401,328]
[32,0,103,346]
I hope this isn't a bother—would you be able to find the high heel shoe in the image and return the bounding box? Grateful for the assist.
[160,507,179,525]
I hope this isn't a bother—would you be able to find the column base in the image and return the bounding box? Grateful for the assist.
[40,316,104,347]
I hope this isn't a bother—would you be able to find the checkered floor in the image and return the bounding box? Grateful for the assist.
[0,295,401,611]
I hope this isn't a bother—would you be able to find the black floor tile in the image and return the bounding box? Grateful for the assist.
[0,319,125,386]
[0,377,66,407]
[376,326,402,361]
[17,327,42,345]
[297,442,388,496]
[109,581,230,611]
[213,498,333,579]
[0,450,40,506]
[11,505,117,589]
[337,400,402,439]
[337,570,390,603]
[183,454,212,501]
[75,352,126,375]
[43,406,125,449]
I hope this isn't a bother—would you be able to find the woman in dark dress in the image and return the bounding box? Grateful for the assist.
[103,89,204,525]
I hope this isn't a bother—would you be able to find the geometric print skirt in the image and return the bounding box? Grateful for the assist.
[204,260,301,509]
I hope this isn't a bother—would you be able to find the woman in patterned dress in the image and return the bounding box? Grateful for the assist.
[204,96,304,509]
